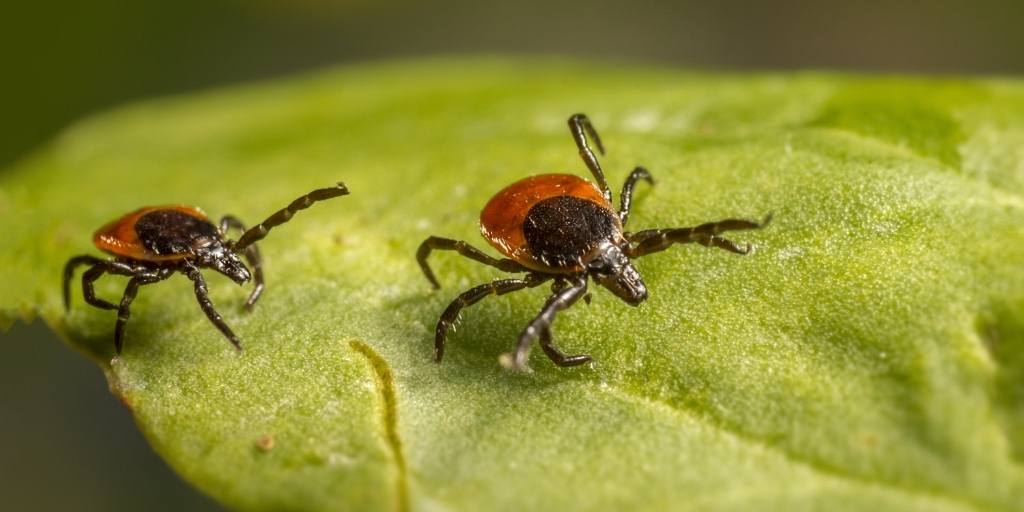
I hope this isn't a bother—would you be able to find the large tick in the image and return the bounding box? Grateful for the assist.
[63,183,349,355]
[418,114,770,370]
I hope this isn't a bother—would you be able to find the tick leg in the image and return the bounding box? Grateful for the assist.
[435,273,550,362]
[113,269,172,355]
[184,266,243,351]
[219,215,245,236]
[221,215,265,310]
[568,113,612,202]
[507,276,588,371]
[416,236,526,289]
[241,245,264,310]
[551,279,592,306]
[618,166,654,227]
[627,214,773,258]
[538,326,592,367]
[63,255,106,310]
[234,182,349,251]
[64,256,144,311]
[82,266,118,310]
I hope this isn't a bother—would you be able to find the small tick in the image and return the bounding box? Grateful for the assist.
[63,183,349,355]
[418,114,770,370]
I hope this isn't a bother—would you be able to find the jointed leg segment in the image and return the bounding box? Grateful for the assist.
[81,266,118,310]
[64,255,179,354]
[113,268,172,354]
[628,214,772,257]
[568,113,612,202]
[234,182,349,251]
[221,215,265,309]
[509,276,589,370]
[64,256,149,311]
[416,236,526,289]
[537,326,591,367]
[63,255,105,310]
[184,265,243,351]
[434,274,550,362]
[619,166,654,226]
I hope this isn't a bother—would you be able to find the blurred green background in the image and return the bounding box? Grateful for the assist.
[2,1,1023,509]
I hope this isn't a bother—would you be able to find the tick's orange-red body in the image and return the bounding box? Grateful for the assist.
[64,183,349,355]
[480,173,620,272]
[420,113,768,370]
[92,205,213,262]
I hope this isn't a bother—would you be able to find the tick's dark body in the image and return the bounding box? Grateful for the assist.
[418,114,770,370]
[523,196,619,269]
[135,210,221,256]
[63,183,349,355]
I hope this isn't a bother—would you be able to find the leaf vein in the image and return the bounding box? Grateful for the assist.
[350,340,410,512]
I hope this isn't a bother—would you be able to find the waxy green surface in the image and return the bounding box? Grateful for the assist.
[1,59,1023,511]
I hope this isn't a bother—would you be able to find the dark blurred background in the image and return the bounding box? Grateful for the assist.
[2,0,1022,509]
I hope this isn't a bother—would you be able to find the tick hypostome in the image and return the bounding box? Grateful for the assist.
[63,183,349,355]
[418,113,771,370]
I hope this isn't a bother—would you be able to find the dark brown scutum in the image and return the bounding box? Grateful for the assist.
[135,210,219,255]
[522,195,619,268]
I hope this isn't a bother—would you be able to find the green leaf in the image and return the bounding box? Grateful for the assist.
[3,59,1024,511]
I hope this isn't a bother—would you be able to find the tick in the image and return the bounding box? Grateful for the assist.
[63,183,349,355]
[417,114,770,370]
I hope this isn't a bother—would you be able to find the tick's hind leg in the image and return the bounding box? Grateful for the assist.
[627,214,773,258]
[221,215,265,310]
[538,326,592,367]
[435,274,549,362]
[64,256,144,311]
[81,266,118,310]
[113,269,173,355]
[64,255,106,310]
[184,265,243,351]
[507,276,589,370]
[416,236,527,289]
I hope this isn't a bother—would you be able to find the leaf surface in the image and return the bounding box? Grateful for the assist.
[2,59,1023,511]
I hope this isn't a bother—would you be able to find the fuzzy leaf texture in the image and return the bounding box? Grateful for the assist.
[2,59,1024,511]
